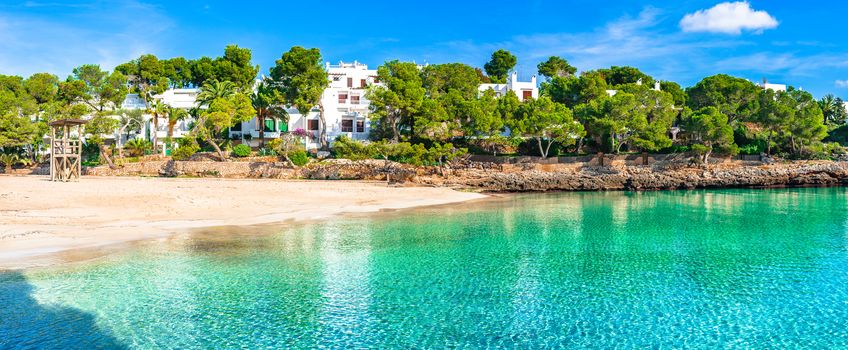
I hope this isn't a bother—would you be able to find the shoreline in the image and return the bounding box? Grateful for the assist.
[0,176,487,270]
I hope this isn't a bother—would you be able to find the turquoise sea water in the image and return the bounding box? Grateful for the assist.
[2,188,848,348]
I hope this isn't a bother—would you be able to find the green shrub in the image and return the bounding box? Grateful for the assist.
[332,135,373,160]
[124,138,152,157]
[289,149,309,166]
[232,144,252,157]
[172,139,200,161]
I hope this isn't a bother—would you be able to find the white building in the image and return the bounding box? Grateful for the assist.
[232,61,378,149]
[115,88,200,154]
[757,82,787,92]
[606,80,662,97]
[478,71,538,101]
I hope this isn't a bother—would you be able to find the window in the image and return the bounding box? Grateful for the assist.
[338,93,348,104]
[341,119,353,132]
[351,95,360,105]
[231,122,242,131]
[523,90,533,100]
[360,79,366,88]
[332,76,341,81]
[307,119,319,131]
[347,77,353,88]
[356,120,365,133]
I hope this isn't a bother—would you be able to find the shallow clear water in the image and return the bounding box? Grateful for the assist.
[2,188,848,348]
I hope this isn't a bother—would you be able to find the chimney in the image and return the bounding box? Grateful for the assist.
[654,81,661,91]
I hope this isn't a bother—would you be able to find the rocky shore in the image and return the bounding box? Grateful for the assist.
[433,161,848,192]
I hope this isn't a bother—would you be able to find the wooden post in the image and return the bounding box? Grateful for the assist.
[642,152,649,165]
[50,127,55,181]
[597,152,605,167]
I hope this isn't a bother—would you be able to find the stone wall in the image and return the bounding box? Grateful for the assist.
[84,160,296,179]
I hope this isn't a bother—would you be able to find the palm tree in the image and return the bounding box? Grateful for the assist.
[819,94,838,124]
[124,138,152,157]
[148,100,169,155]
[251,80,288,148]
[166,107,189,152]
[0,154,20,173]
[197,80,236,106]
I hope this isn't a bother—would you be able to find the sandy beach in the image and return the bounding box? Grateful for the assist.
[0,176,486,269]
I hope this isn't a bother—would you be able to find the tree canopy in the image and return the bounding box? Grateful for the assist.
[483,49,517,84]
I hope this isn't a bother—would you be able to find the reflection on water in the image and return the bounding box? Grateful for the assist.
[2,188,848,348]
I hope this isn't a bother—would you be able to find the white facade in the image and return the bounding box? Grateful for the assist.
[758,82,787,92]
[606,80,662,97]
[478,71,538,101]
[114,89,200,154]
[233,61,378,149]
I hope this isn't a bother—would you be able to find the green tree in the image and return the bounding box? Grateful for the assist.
[574,92,644,153]
[686,74,760,123]
[597,66,654,88]
[162,57,193,88]
[113,108,144,158]
[785,89,827,156]
[537,56,576,79]
[213,45,260,91]
[251,79,287,148]
[189,56,217,87]
[148,99,169,154]
[483,49,517,84]
[414,97,454,142]
[818,94,847,125]
[83,115,120,168]
[508,96,585,158]
[542,71,609,109]
[683,107,737,163]
[366,60,425,142]
[619,84,677,153]
[24,73,59,105]
[197,80,236,106]
[421,63,482,99]
[166,107,189,152]
[755,89,794,155]
[660,81,687,107]
[269,46,330,148]
[194,92,255,160]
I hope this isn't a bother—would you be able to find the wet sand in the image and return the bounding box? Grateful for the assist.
[0,176,486,269]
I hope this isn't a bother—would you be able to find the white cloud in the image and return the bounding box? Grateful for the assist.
[836,80,848,88]
[680,2,778,35]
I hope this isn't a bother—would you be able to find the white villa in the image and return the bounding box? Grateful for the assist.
[231,61,379,149]
[757,81,788,92]
[478,71,538,101]
[113,89,200,154]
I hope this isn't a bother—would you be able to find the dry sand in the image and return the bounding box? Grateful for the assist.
[0,176,486,269]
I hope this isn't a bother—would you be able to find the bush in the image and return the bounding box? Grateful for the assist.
[232,144,252,157]
[258,147,276,156]
[289,149,309,166]
[333,135,373,160]
[124,138,152,157]
[172,139,200,161]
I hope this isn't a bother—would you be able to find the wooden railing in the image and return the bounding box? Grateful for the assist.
[52,140,81,156]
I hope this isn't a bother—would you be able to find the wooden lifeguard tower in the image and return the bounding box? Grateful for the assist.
[49,119,86,182]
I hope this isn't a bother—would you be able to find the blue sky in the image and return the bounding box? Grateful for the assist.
[1,0,847,97]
